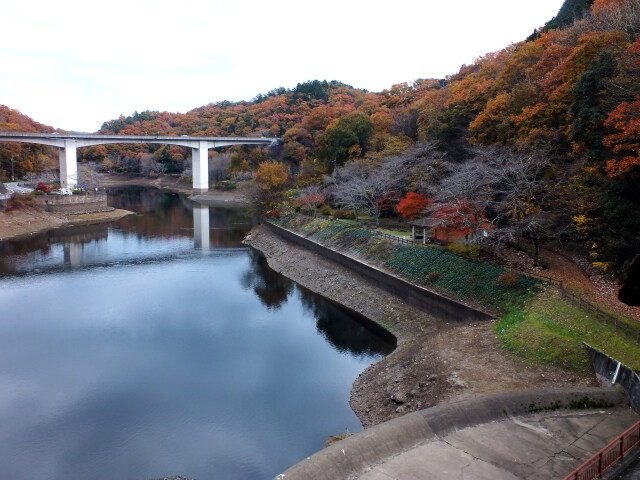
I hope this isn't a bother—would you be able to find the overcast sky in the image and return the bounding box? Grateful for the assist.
[1,0,566,132]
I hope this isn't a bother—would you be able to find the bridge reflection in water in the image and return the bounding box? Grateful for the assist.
[0,188,255,274]
[59,203,212,267]
[193,204,210,251]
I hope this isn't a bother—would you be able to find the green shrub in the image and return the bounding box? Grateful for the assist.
[537,257,549,269]
[447,243,479,257]
[214,180,237,191]
[332,209,355,220]
[319,204,333,216]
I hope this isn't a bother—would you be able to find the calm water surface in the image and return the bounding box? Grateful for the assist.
[0,187,394,480]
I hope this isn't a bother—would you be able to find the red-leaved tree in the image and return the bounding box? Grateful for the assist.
[397,192,431,219]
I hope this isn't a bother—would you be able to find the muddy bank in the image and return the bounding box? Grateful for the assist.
[0,208,133,242]
[188,191,250,207]
[243,223,597,427]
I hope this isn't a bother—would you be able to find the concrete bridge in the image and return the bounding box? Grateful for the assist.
[0,132,274,191]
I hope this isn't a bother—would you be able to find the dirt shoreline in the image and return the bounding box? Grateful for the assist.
[0,208,133,242]
[0,175,252,241]
[243,223,597,428]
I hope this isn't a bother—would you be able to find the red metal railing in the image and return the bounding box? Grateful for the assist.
[563,420,640,480]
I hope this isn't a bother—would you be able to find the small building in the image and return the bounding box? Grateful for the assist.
[410,213,493,244]
[410,217,437,244]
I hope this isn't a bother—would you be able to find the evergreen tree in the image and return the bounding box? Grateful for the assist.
[570,52,617,164]
[544,0,595,32]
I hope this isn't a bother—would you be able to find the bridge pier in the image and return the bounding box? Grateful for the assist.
[0,133,273,192]
[192,141,209,193]
[59,140,78,188]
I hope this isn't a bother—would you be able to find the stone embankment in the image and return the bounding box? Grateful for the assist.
[243,223,597,427]
[40,193,111,214]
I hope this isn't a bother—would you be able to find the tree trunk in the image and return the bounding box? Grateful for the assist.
[532,236,540,267]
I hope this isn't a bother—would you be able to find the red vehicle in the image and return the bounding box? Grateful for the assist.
[35,182,50,192]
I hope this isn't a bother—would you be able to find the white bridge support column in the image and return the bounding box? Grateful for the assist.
[192,141,209,192]
[193,205,210,250]
[60,140,78,188]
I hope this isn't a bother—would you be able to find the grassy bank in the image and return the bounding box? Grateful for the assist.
[498,290,640,372]
[275,215,640,373]
[277,215,542,312]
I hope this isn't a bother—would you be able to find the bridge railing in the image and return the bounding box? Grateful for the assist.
[562,420,640,480]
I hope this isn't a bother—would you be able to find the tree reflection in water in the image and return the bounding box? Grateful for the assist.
[300,288,396,357]
[241,249,294,309]
[243,248,395,357]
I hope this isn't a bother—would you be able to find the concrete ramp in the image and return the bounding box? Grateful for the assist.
[277,388,638,480]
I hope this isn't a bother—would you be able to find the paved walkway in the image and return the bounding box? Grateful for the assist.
[277,388,639,480]
[357,409,638,479]
[0,182,33,199]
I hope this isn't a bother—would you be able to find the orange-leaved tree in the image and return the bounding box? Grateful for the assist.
[254,161,289,190]
[604,98,640,176]
[253,161,290,211]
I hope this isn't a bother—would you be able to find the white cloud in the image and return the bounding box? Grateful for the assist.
[1,0,566,131]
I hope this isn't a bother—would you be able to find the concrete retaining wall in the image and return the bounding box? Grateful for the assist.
[280,387,629,480]
[265,221,492,323]
[41,194,111,214]
[587,344,640,413]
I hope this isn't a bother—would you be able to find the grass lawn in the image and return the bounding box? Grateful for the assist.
[562,285,640,332]
[377,227,413,237]
[497,289,640,372]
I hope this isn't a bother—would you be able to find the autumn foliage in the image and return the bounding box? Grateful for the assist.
[0,106,56,180]
[253,161,290,209]
[428,202,493,243]
[397,192,431,219]
[253,161,289,190]
[1,0,639,271]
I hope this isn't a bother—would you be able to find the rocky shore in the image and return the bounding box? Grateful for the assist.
[243,223,597,427]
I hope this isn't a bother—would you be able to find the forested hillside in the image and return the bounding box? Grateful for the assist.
[1,0,639,274]
[0,106,56,180]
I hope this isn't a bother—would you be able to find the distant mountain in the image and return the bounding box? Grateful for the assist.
[0,105,55,134]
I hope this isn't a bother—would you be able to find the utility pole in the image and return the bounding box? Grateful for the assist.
[11,155,15,181]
